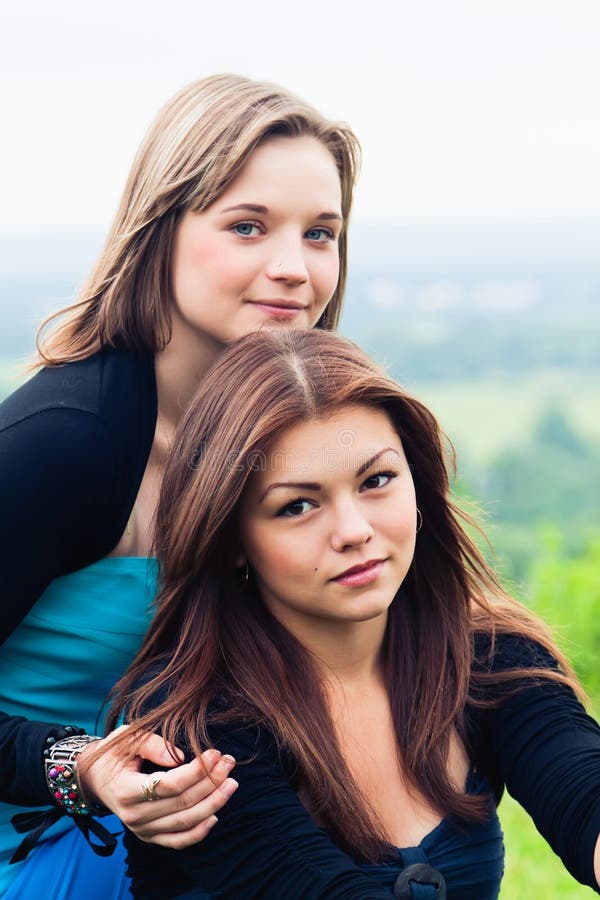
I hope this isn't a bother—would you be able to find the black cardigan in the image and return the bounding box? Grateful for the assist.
[0,346,157,803]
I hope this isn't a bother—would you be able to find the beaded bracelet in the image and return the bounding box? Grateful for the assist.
[44,730,107,816]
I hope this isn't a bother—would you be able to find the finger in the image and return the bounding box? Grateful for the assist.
[139,814,219,849]
[177,754,237,804]
[122,752,234,824]
[134,732,186,767]
[144,752,234,802]
[132,778,238,841]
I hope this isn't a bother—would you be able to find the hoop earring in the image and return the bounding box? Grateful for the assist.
[416,508,423,533]
[244,563,249,582]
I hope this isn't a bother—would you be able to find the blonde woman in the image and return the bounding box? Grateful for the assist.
[0,74,360,898]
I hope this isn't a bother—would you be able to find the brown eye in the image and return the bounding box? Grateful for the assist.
[277,499,314,518]
[361,471,396,491]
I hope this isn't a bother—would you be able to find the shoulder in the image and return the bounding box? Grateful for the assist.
[0,347,157,583]
[143,683,280,769]
[0,347,156,502]
[0,346,156,438]
[472,630,561,675]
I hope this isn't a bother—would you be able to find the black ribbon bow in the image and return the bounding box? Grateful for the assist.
[10,807,119,864]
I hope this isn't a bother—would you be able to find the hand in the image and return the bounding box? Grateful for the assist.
[77,725,238,848]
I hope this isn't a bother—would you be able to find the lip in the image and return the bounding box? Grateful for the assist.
[331,558,387,587]
[246,298,306,317]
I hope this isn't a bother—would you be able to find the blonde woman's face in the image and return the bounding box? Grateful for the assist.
[170,135,343,351]
[238,405,418,641]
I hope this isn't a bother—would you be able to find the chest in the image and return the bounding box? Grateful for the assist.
[108,419,170,557]
[331,686,469,847]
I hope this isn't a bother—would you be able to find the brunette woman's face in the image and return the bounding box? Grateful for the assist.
[170,135,343,351]
[238,405,418,636]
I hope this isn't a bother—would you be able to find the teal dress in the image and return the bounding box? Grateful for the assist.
[0,557,156,898]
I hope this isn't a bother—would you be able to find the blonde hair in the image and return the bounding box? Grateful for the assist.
[37,74,361,365]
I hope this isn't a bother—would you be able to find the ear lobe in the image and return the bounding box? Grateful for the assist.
[234,553,246,569]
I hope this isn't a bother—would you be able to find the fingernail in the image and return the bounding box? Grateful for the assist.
[203,748,221,766]
[221,778,238,798]
[221,754,236,766]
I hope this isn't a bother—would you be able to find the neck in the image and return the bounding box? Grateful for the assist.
[281,613,389,688]
[154,320,224,432]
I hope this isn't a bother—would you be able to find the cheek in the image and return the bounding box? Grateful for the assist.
[175,233,249,288]
[384,499,417,553]
[188,235,235,274]
[256,540,305,579]
[398,514,418,560]
[246,528,312,584]
[311,251,340,299]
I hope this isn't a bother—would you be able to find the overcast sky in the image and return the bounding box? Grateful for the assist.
[1,0,599,235]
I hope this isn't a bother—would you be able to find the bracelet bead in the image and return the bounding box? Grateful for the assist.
[44,734,106,816]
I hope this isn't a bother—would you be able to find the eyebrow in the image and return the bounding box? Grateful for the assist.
[219,203,269,215]
[219,203,343,221]
[259,447,401,502]
[355,448,401,476]
[259,481,321,503]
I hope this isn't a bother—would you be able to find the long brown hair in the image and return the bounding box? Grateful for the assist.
[108,329,580,862]
[37,75,360,366]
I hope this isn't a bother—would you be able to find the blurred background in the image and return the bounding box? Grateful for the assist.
[1,1,599,895]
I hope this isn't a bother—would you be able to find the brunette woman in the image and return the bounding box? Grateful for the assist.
[0,75,359,897]
[111,329,600,898]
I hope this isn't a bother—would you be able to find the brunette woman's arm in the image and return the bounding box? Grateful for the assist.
[472,634,600,893]
[125,719,393,900]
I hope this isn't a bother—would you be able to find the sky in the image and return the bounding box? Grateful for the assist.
[1,0,599,234]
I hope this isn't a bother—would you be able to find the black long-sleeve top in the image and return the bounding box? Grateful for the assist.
[124,635,600,897]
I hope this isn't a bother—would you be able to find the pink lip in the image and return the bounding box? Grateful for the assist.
[332,559,387,587]
[246,299,306,319]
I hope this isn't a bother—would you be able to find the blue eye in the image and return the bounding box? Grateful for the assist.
[305,227,334,242]
[361,471,397,491]
[277,498,315,518]
[231,222,261,237]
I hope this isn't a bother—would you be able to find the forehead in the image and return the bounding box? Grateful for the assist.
[255,405,403,484]
[217,135,342,212]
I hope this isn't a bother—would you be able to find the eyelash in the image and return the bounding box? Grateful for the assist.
[275,470,398,518]
[229,221,335,242]
[360,470,398,491]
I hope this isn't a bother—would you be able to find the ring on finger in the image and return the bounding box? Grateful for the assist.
[141,777,162,802]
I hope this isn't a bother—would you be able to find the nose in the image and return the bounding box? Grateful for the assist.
[330,500,374,552]
[266,237,309,285]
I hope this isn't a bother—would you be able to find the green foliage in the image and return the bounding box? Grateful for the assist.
[458,402,600,582]
[525,529,600,699]
[499,794,594,898]
[352,306,600,383]
[483,406,598,527]
[499,536,600,897]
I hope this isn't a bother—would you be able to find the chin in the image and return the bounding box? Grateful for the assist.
[341,601,391,623]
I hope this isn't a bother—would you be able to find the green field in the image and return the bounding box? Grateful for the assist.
[412,372,600,464]
[500,793,596,898]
